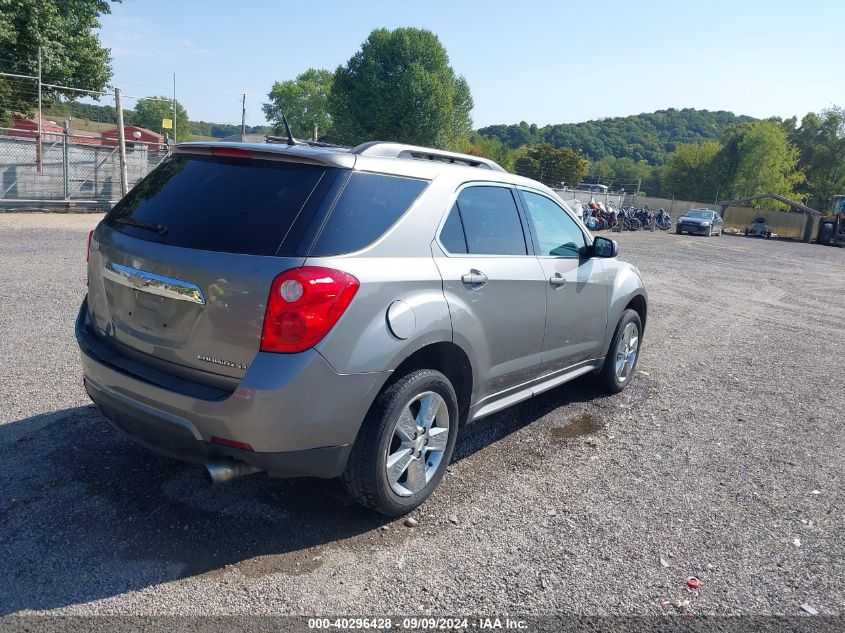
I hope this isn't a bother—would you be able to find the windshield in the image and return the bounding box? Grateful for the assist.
[687,209,713,219]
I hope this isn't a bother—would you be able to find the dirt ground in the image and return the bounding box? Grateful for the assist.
[1,214,843,618]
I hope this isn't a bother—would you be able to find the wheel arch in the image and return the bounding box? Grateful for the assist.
[385,341,474,426]
[600,261,648,359]
[624,292,648,335]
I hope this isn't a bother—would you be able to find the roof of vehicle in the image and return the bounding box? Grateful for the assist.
[173,140,552,193]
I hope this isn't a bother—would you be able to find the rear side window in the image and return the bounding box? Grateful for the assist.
[439,203,468,254]
[104,155,333,256]
[454,186,527,256]
[310,172,428,256]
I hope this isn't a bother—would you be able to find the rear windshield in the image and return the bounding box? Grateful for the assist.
[104,155,335,256]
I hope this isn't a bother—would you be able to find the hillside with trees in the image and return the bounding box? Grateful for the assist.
[474,107,844,209]
[478,109,756,165]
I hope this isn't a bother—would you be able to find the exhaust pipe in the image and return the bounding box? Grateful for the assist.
[204,460,263,484]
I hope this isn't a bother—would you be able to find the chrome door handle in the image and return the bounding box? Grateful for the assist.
[549,273,566,287]
[461,270,488,286]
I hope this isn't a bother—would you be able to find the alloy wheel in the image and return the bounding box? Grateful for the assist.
[385,391,450,496]
[614,322,640,383]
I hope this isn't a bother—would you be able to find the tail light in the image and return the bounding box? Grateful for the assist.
[260,267,359,353]
[86,230,94,261]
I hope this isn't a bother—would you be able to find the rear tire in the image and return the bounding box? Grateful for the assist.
[342,369,459,516]
[595,309,643,394]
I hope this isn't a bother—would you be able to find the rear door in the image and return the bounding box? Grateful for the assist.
[87,151,341,383]
[517,188,609,375]
[432,184,547,403]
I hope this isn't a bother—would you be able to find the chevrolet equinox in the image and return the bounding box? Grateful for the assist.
[76,140,648,515]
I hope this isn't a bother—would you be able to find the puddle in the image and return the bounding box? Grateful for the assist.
[550,413,602,439]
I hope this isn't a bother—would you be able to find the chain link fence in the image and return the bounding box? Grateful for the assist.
[0,59,172,209]
[0,129,169,203]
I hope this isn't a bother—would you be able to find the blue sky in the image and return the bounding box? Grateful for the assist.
[98,0,845,127]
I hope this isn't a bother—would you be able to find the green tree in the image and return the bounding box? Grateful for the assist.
[461,133,514,170]
[588,156,616,184]
[662,141,721,200]
[133,97,188,141]
[262,68,334,140]
[329,27,474,149]
[727,120,803,207]
[0,0,118,111]
[788,107,845,211]
[513,143,587,188]
[587,156,662,194]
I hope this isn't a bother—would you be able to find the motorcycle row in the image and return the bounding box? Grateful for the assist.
[570,200,672,232]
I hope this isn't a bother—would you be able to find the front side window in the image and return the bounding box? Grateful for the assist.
[453,186,527,256]
[521,190,587,257]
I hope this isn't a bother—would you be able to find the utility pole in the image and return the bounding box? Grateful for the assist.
[36,47,42,174]
[172,73,177,143]
[115,88,129,196]
[313,122,318,142]
[241,94,246,135]
[635,178,641,200]
[62,120,69,200]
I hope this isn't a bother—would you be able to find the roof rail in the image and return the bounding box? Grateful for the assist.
[351,141,505,172]
[265,135,350,150]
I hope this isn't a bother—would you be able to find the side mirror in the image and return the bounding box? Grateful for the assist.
[592,236,618,258]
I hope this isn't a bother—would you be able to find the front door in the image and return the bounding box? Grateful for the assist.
[518,189,609,375]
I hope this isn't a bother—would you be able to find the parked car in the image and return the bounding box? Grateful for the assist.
[676,208,723,236]
[744,217,772,238]
[77,140,648,515]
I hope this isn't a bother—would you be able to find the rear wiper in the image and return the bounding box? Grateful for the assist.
[113,217,168,235]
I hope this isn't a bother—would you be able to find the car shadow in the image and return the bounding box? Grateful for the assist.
[0,376,612,614]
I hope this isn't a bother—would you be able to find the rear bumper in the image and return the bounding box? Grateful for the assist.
[76,298,387,478]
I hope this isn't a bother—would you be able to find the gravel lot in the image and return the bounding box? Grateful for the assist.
[1,213,843,618]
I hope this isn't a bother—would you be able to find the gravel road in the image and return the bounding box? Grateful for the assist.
[1,213,843,618]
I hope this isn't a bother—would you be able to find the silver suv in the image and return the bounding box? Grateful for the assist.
[77,140,647,515]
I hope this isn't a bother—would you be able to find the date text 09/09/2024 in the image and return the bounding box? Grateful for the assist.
[307,617,528,630]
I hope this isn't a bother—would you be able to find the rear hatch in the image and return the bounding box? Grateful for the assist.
[86,148,347,385]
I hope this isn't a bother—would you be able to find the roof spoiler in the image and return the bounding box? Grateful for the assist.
[172,142,355,169]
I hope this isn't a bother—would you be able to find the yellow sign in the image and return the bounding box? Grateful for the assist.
[162,118,173,130]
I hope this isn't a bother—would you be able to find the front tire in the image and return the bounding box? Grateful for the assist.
[342,369,459,516]
[596,309,643,394]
